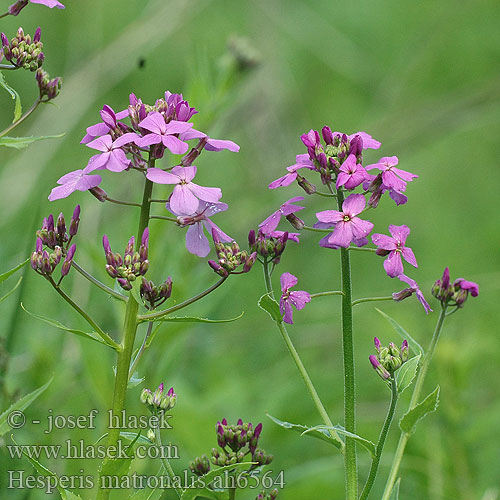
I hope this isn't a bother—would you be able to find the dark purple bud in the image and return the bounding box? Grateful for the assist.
[208,260,229,277]
[69,205,80,236]
[102,235,112,254]
[317,152,328,170]
[47,214,54,232]
[254,422,263,439]
[89,186,108,202]
[442,267,450,289]
[57,212,66,235]
[61,244,76,277]
[349,135,363,156]
[211,227,221,245]
[369,355,390,380]
[374,337,381,352]
[125,236,135,257]
[393,287,414,302]
[33,27,41,43]
[100,105,117,129]
[1,33,9,49]
[221,418,227,425]
[322,126,334,145]
[167,386,175,397]
[248,229,256,247]
[8,0,28,16]
[36,237,43,253]
[401,340,409,362]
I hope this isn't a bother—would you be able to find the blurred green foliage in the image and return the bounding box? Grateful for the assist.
[0,0,499,499]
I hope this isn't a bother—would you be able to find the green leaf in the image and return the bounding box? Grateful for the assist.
[99,431,139,481]
[400,386,440,435]
[302,425,376,458]
[0,134,65,149]
[258,293,282,323]
[120,431,152,446]
[181,463,254,500]
[376,308,424,355]
[0,276,22,305]
[0,378,52,436]
[10,436,82,500]
[130,278,144,306]
[266,413,343,451]
[0,257,29,283]
[21,303,116,349]
[0,70,22,121]
[145,312,244,324]
[389,478,401,500]
[128,371,145,388]
[396,354,421,394]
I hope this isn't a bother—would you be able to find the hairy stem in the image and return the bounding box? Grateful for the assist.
[96,172,153,500]
[381,306,448,500]
[352,296,393,307]
[47,277,119,350]
[0,97,41,138]
[337,189,357,500]
[262,260,343,450]
[72,261,127,302]
[359,379,398,500]
[310,290,344,299]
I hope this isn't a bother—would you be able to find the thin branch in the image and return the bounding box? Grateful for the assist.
[352,296,394,307]
[72,261,127,302]
[310,290,344,299]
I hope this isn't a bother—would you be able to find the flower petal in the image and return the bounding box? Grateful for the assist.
[162,135,189,155]
[146,168,180,184]
[342,193,366,216]
[383,251,404,278]
[280,272,298,292]
[170,185,200,215]
[185,223,210,257]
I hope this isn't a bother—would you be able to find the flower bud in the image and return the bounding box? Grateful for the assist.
[369,355,391,380]
[89,186,108,202]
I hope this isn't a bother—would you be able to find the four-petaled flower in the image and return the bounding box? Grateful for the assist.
[146,166,222,215]
[365,156,417,193]
[279,272,311,324]
[336,154,368,190]
[136,112,193,154]
[454,278,479,297]
[259,196,305,234]
[48,168,102,201]
[372,225,418,278]
[268,154,316,189]
[168,200,232,258]
[394,274,432,314]
[316,194,374,248]
[85,133,139,173]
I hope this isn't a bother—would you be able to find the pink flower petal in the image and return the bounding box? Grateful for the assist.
[164,120,194,135]
[316,210,343,224]
[328,221,353,248]
[289,290,311,310]
[342,193,366,216]
[205,139,240,152]
[371,233,397,250]
[86,135,112,153]
[138,112,166,135]
[269,172,297,189]
[172,165,196,182]
[185,223,210,257]
[388,224,410,243]
[146,168,181,184]
[170,185,200,215]
[401,247,418,268]
[162,135,189,155]
[383,251,404,278]
[188,183,222,203]
[280,272,298,291]
[136,134,162,148]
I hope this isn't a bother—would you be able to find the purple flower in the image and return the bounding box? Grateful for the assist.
[146,166,222,215]
[179,128,240,152]
[168,201,232,257]
[85,133,138,172]
[48,168,102,201]
[395,274,432,314]
[279,272,311,324]
[365,156,417,193]
[336,154,368,190]
[259,196,305,234]
[136,112,192,154]
[269,231,300,243]
[454,278,479,297]
[372,225,418,278]
[369,355,391,380]
[349,132,381,150]
[80,107,129,144]
[29,0,65,8]
[316,194,374,248]
[269,154,316,189]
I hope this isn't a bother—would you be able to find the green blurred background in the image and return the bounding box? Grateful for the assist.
[1,0,499,498]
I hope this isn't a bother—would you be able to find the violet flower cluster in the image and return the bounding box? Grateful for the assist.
[48,91,239,258]
[432,267,479,308]
[259,125,430,322]
[140,383,177,413]
[369,337,409,381]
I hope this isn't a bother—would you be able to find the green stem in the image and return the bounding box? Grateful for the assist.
[337,189,357,500]
[359,379,398,500]
[314,190,337,198]
[72,261,127,302]
[0,97,41,138]
[0,64,17,70]
[228,487,236,500]
[352,296,393,307]
[348,247,377,253]
[47,277,119,350]
[262,260,343,450]
[0,12,10,20]
[381,306,448,500]
[310,290,344,299]
[150,215,178,222]
[137,277,227,322]
[105,197,141,207]
[128,321,154,379]
[96,173,153,500]
[302,225,332,233]
[154,416,183,498]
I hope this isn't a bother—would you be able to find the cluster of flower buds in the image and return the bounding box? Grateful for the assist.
[369,337,409,380]
[208,231,256,278]
[103,228,149,291]
[140,383,176,413]
[188,455,211,477]
[248,230,290,265]
[140,277,173,310]
[255,489,279,500]
[36,206,80,250]
[31,239,76,279]
[36,68,62,101]
[431,267,479,308]
[1,27,43,71]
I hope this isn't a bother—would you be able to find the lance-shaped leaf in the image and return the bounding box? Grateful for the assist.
[258,293,282,323]
[376,308,424,355]
[396,354,421,394]
[128,466,167,500]
[21,303,116,350]
[266,413,343,451]
[139,312,244,325]
[0,276,22,305]
[99,431,139,482]
[0,70,22,121]
[0,134,65,149]
[389,478,401,500]
[10,437,83,500]
[302,425,376,458]
[0,257,29,283]
[0,378,52,436]
[399,386,440,435]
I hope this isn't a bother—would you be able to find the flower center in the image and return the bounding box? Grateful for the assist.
[343,214,351,222]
